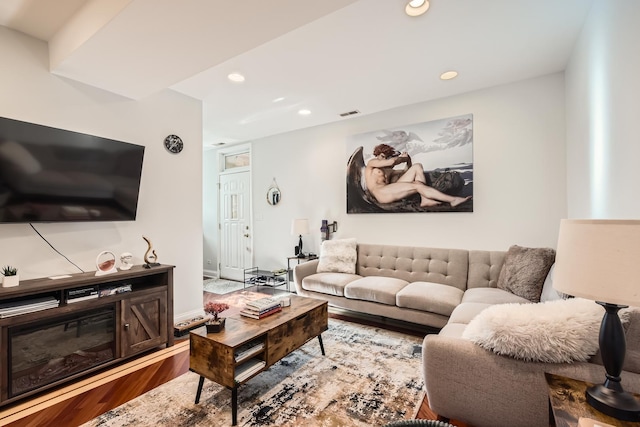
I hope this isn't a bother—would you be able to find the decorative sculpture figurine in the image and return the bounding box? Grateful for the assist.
[120,252,134,270]
[142,236,160,268]
[95,251,118,276]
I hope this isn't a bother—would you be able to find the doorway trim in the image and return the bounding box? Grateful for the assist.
[216,143,253,280]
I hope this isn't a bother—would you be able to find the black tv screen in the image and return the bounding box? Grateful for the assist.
[0,117,145,223]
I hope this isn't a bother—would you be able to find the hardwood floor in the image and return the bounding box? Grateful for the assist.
[1,290,468,427]
[0,342,189,427]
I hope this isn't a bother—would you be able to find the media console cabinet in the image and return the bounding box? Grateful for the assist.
[0,264,174,407]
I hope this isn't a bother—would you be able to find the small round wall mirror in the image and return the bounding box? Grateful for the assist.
[267,179,281,205]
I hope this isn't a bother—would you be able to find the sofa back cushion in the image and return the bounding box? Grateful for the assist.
[467,250,506,289]
[356,243,469,290]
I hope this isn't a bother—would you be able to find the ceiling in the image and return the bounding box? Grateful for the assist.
[0,0,594,148]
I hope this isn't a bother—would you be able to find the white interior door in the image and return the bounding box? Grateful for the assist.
[219,170,252,281]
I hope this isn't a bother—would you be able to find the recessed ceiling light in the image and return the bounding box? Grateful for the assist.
[440,70,458,80]
[272,97,285,103]
[298,109,311,116]
[227,73,245,83]
[405,0,430,17]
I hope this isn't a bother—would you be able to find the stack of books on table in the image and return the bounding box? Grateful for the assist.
[240,297,282,319]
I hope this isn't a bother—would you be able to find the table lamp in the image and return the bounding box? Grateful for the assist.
[554,219,640,421]
[291,218,309,258]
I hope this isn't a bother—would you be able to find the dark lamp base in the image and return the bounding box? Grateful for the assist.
[587,384,640,421]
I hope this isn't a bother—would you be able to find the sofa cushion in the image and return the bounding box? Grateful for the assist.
[448,302,493,325]
[461,287,531,305]
[438,323,467,338]
[467,250,506,289]
[496,245,556,302]
[302,272,361,296]
[356,244,469,290]
[344,276,409,305]
[396,282,464,317]
[317,238,358,274]
[462,298,612,363]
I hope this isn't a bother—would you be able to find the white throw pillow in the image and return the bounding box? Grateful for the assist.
[462,298,624,363]
[539,264,562,302]
[316,238,357,274]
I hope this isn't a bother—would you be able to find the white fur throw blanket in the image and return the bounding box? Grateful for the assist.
[462,298,628,363]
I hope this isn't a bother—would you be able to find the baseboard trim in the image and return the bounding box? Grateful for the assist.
[203,269,218,278]
[174,308,205,323]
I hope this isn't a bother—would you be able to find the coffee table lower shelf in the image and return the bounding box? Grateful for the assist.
[189,295,328,426]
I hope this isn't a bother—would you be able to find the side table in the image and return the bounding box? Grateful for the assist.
[243,267,288,291]
[287,255,318,291]
[546,372,640,426]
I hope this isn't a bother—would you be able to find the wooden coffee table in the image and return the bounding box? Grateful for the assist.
[189,294,328,425]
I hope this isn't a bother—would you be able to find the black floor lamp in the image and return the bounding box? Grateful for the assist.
[554,219,640,421]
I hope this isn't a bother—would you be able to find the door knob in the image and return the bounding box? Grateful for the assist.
[244,233,250,238]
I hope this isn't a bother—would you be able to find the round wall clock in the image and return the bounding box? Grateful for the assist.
[164,134,184,154]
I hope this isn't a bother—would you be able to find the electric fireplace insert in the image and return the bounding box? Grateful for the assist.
[8,306,116,398]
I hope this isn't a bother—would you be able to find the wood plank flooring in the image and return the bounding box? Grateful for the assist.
[0,342,189,427]
[1,291,469,427]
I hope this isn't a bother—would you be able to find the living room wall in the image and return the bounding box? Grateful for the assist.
[203,73,566,273]
[565,0,640,219]
[0,27,204,320]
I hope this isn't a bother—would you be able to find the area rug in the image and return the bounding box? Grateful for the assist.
[203,278,245,294]
[82,319,424,427]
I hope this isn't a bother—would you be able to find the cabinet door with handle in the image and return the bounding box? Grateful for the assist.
[121,289,168,357]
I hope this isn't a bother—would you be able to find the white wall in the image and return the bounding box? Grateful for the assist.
[239,73,567,272]
[0,27,204,320]
[566,0,640,218]
[202,148,219,276]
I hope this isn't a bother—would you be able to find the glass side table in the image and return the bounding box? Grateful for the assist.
[287,255,318,291]
[243,267,288,291]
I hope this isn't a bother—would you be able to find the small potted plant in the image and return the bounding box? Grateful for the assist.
[1,265,19,288]
[204,301,230,333]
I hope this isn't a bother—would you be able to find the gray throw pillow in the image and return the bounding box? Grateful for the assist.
[497,245,556,302]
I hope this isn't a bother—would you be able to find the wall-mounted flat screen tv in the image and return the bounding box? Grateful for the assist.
[0,117,145,223]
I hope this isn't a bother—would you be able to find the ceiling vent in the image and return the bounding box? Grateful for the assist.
[339,110,360,117]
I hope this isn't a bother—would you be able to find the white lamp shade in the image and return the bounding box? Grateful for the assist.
[291,218,309,236]
[554,219,640,307]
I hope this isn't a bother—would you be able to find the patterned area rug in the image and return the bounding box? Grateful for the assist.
[203,278,245,294]
[83,319,424,427]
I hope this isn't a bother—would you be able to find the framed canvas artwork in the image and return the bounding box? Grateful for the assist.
[346,114,473,214]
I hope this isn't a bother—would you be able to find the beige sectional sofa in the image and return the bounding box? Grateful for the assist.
[424,306,640,427]
[294,242,640,427]
[293,243,526,329]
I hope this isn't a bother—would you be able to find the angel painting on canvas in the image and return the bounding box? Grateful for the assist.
[346,114,474,214]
